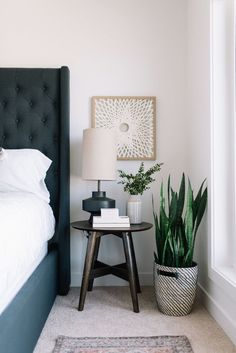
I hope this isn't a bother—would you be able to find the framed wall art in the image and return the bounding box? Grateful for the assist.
[91,96,156,160]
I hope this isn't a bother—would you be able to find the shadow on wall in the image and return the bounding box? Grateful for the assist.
[71,140,82,176]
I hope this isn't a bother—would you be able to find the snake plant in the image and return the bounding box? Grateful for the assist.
[153,174,207,268]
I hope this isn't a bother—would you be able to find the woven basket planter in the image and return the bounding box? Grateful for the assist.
[154,261,198,316]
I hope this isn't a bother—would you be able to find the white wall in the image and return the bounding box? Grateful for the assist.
[187,0,236,345]
[0,0,188,285]
[1,0,235,344]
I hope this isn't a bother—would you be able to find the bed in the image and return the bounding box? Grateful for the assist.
[0,67,70,353]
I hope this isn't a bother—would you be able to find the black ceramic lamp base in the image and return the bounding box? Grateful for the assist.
[82,191,115,224]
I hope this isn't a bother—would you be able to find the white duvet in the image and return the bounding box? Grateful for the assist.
[0,192,55,314]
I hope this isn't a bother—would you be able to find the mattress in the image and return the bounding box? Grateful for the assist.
[0,192,55,314]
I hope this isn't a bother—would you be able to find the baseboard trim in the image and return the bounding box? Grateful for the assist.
[71,272,153,287]
[198,283,236,345]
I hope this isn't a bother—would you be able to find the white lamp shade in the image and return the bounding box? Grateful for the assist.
[82,128,117,180]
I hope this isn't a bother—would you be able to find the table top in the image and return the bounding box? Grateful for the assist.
[71,220,153,233]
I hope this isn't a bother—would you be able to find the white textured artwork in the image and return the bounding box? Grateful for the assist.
[92,96,156,160]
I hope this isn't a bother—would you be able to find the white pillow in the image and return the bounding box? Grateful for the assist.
[0,148,52,203]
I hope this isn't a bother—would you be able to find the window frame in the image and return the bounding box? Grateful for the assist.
[209,0,236,294]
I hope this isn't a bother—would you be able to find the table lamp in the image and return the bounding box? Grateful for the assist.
[82,128,117,223]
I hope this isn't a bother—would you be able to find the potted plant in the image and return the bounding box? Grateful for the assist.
[118,161,162,224]
[153,174,207,316]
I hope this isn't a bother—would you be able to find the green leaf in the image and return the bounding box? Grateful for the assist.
[172,236,179,267]
[162,229,172,265]
[176,173,185,222]
[178,229,185,265]
[193,187,207,242]
[185,179,194,249]
[169,191,178,231]
[153,194,164,264]
[167,175,171,209]
[153,209,161,263]
[193,178,206,224]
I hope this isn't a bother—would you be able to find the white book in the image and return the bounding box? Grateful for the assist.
[101,208,119,218]
[93,223,130,228]
[93,216,130,224]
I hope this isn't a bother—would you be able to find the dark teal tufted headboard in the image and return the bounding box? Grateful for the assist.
[0,67,70,294]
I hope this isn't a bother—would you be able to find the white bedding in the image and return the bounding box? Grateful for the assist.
[0,192,55,314]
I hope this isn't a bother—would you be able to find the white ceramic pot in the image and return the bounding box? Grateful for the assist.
[127,194,142,224]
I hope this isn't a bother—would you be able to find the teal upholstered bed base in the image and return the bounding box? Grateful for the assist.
[0,67,70,353]
[0,250,57,353]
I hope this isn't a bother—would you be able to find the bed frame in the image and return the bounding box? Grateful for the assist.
[0,67,70,353]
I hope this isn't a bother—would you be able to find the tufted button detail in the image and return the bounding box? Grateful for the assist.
[2,100,7,108]
[15,118,20,124]
[15,85,20,93]
[2,135,5,140]
[29,100,34,108]
[43,85,48,92]
[29,135,33,141]
[42,116,47,124]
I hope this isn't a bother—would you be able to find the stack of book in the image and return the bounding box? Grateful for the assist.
[93,208,130,228]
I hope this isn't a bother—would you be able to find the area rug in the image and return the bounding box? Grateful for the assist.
[53,336,194,353]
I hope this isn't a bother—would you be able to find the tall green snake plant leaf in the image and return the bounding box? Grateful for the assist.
[153,174,207,268]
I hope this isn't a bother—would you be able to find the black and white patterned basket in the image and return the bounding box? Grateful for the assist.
[154,262,198,316]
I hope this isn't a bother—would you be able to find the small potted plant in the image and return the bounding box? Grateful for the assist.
[153,174,207,316]
[118,161,162,224]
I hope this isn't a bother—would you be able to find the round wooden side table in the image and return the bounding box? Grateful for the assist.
[71,220,153,313]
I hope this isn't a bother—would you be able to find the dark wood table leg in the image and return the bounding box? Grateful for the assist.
[122,232,139,313]
[78,231,98,311]
[130,234,141,293]
[88,236,101,291]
